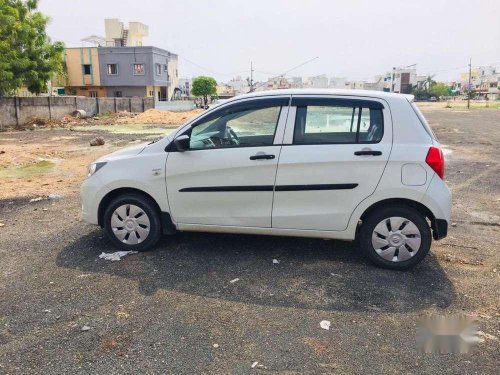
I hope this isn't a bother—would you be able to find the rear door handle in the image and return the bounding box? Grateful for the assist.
[250,154,275,160]
[354,150,382,156]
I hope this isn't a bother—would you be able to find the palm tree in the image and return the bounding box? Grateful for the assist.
[423,75,436,92]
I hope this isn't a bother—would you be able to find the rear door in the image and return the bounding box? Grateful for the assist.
[272,96,392,231]
[166,97,289,227]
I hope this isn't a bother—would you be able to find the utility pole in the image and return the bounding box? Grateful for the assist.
[467,58,472,109]
[250,61,254,92]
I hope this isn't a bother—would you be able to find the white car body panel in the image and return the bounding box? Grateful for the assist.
[165,146,281,227]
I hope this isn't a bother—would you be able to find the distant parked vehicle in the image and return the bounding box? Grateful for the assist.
[429,96,438,102]
[81,89,451,270]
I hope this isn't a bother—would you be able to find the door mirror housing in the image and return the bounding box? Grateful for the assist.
[174,135,190,152]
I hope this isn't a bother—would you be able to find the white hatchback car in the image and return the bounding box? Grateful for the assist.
[81,89,451,269]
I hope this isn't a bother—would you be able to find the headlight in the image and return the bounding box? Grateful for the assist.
[87,162,107,178]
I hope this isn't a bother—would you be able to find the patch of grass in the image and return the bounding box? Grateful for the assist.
[0,160,55,178]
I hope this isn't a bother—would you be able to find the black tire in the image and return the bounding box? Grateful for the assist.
[103,193,162,252]
[359,205,432,270]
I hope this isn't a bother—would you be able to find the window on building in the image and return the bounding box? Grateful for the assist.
[149,90,154,96]
[163,64,168,72]
[89,91,98,98]
[107,64,118,75]
[155,64,161,75]
[115,91,122,97]
[293,102,384,144]
[175,69,178,77]
[83,64,91,75]
[133,64,145,75]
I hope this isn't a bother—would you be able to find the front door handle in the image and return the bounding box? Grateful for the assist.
[250,154,275,160]
[354,150,382,156]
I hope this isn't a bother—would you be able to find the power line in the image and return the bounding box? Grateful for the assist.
[420,61,500,76]
[253,56,320,89]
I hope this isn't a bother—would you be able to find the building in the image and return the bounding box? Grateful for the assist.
[255,76,291,91]
[105,19,149,47]
[304,74,328,88]
[329,77,348,89]
[98,46,178,100]
[55,46,178,100]
[176,78,191,99]
[349,81,365,90]
[288,77,303,88]
[216,76,251,98]
[383,67,417,93]
[53,17,180,101]
[54,47,107,97]
[363,76,385,91]
[460,65,499,99]
[227,76,250,95]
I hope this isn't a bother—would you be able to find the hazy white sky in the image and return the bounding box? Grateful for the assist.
[39,0,499,82]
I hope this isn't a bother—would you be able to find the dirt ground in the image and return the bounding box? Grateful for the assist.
[0,106,499,374]
[0,108,205,199]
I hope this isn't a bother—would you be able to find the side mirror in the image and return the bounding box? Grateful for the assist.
[174,135,190,152]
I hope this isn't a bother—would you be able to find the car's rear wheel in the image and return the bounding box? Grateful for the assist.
[359,205,431,270]
[103,193,162,251]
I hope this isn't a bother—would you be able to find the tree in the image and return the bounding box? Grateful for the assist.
[0,0,65,96]
[430,82,450,98]
[423,75,436,92]
[191,76,217,106]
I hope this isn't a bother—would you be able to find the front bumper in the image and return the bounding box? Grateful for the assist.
[80,175,110,225]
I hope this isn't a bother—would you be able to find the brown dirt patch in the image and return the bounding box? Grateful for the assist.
[118,109,204,125]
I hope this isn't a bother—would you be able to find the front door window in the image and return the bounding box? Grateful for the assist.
[189,106,282,150]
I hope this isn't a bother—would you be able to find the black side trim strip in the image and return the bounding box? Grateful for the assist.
[275,184,358,191]
[179,184,358,192]
[180,186,273,192]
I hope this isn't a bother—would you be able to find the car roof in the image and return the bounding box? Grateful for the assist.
[224,89,414,104]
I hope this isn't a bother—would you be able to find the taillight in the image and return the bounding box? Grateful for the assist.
[426,146,445,179]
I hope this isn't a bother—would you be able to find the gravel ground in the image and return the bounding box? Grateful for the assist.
[0,108,499,374]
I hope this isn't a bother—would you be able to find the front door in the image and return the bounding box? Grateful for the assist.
[166,97,289,227]
[272,96,392,231]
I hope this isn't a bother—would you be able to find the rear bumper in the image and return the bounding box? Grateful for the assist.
[432,218,448,240]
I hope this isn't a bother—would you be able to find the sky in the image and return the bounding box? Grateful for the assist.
[38,0,500,83]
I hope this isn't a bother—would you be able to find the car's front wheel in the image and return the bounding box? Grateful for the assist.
[359,205,432,270]
[103,193,162,251]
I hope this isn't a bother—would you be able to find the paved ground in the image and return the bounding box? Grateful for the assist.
[0,107,499,374]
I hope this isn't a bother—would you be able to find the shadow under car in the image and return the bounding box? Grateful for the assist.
[57,230,456,312]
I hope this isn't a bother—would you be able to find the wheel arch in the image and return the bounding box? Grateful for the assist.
[359,198,435,223]
[97,187,175,235]
[356,198,436,239]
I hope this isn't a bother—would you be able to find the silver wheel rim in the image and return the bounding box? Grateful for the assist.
[111,204,151,245]
[371,216,421,262]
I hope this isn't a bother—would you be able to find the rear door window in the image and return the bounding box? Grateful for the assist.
[292,98,384,144]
